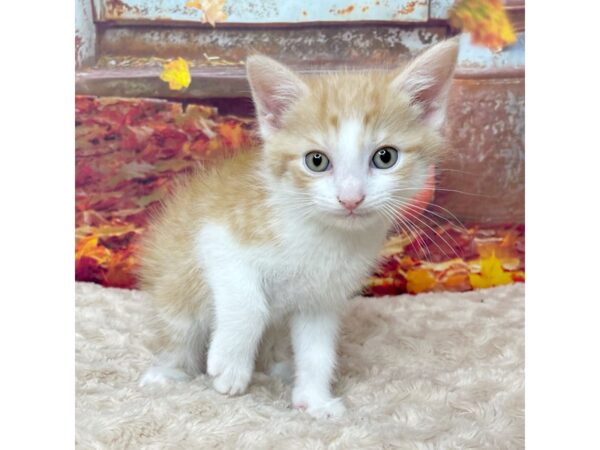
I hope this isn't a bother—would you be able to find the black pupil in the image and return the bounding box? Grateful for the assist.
[378,149,391,164]
[313,154,322,166]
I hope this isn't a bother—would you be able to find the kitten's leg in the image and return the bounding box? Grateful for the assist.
[256,322,294,384]
[291,310,346,418]
[206,268,269,396]
[139,312,210,386]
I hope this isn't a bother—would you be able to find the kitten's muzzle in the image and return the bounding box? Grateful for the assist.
[337,195,365,212]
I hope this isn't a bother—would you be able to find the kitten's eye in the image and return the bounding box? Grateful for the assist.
[305,151,330,172]
[372,146,399,169]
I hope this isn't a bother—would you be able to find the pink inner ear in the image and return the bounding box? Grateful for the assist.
[396,165,435,219]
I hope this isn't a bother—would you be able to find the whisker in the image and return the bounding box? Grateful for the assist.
[389,200,461,260]
[389,187,494,198]
[403,199,468,232]
[397,213,432,264]
[380,203,432,263]
[434,167,479,176]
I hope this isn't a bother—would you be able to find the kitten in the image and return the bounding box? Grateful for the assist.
[138,39,459,418]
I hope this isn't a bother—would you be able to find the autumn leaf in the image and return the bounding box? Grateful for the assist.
[160,58,191,91]
[217,122,244,148]
[75,236,111,263]
[449,0,517,51]
[186,0,228,27]
[511,271,525,283]
[469,254,513,289]
[406,268,437,294]
[75,95,525,294]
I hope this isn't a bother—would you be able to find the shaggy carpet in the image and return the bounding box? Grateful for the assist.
[75,282,524,449]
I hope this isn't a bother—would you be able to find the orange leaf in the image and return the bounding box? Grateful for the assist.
[75,236,111,264]
[406,268,436,294]
[449,0,517,51]
[217,122,243,148]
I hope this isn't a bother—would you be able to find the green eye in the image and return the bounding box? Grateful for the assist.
[372,146,399,169]
[305,151,330,172]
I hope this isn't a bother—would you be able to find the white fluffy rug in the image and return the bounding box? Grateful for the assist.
[76,282,524,449]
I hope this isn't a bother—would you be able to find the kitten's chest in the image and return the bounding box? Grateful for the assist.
[260,228,385,311]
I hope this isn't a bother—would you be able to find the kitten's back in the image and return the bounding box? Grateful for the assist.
[137,148,270,317]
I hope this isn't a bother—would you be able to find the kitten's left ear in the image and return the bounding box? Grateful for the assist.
[391,38,459,129]
[246,55,308,139]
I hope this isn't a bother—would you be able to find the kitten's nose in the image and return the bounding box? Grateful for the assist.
[337,195,365,212]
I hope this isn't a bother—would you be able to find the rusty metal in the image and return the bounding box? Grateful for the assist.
[97,25,445,66]
[93,0,429,24]
[455,32,525,79]
[435,77,525,223]
[77,25,447,98]
[75,0,97,68]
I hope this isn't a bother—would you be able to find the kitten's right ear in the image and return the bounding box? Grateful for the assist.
[391,38,459,130]
[246,55,308,139]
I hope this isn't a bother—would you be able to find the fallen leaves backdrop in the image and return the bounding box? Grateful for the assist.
[76,0,523,294]
[75,96,524,295]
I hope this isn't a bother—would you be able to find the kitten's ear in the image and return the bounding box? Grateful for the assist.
[391,38,459,129]
[246,55,308,138]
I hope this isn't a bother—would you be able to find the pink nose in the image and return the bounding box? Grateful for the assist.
[337,195,365,211]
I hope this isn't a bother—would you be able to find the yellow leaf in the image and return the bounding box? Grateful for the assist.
[186,0,228,27]
[75,236,111,263]
[160,57,191,91]
[406,268,436,294]
[469,254,513,289]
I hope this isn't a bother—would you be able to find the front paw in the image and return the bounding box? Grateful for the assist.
[208,360,252,396]
[293,390,347,419]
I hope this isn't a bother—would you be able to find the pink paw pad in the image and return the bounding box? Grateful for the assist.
[293,403,307,411]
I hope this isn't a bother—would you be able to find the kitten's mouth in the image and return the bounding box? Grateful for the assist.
[336,209,372,219]
[346,211,365,217]
[321,207,379,229]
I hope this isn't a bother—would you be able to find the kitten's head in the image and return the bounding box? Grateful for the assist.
[246,39,458,231]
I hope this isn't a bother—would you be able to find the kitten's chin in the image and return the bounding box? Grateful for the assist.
[318,210,382,231]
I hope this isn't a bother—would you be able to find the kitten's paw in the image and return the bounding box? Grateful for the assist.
[292,391,347,419]
[139,366,190,387]
[209,363,252,396]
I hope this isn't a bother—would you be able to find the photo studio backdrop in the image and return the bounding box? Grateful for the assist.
[75,0,525,294]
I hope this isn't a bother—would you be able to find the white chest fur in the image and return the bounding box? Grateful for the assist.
[196,218,388,316]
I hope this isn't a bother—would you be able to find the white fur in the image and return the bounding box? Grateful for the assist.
[139,366,189,386]
[334,118,368,205]
[140,109,431,419]
[143,113,429,417]
[194,201,389,416]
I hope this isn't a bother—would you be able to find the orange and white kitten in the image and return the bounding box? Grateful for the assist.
[138,39,459,418]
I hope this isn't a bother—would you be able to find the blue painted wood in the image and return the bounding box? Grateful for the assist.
[458,32,524,70]
[94,0,429,24]
[429,0,453,19]
[76,0,96,67]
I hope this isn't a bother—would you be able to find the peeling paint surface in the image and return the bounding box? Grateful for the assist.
[78,26,446,99]
[430,0,453,19]
[75,0,96,67]
[437,78,525,223]
[458,31,525,70]
[95,0,429,23]
[96,26,445,67]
